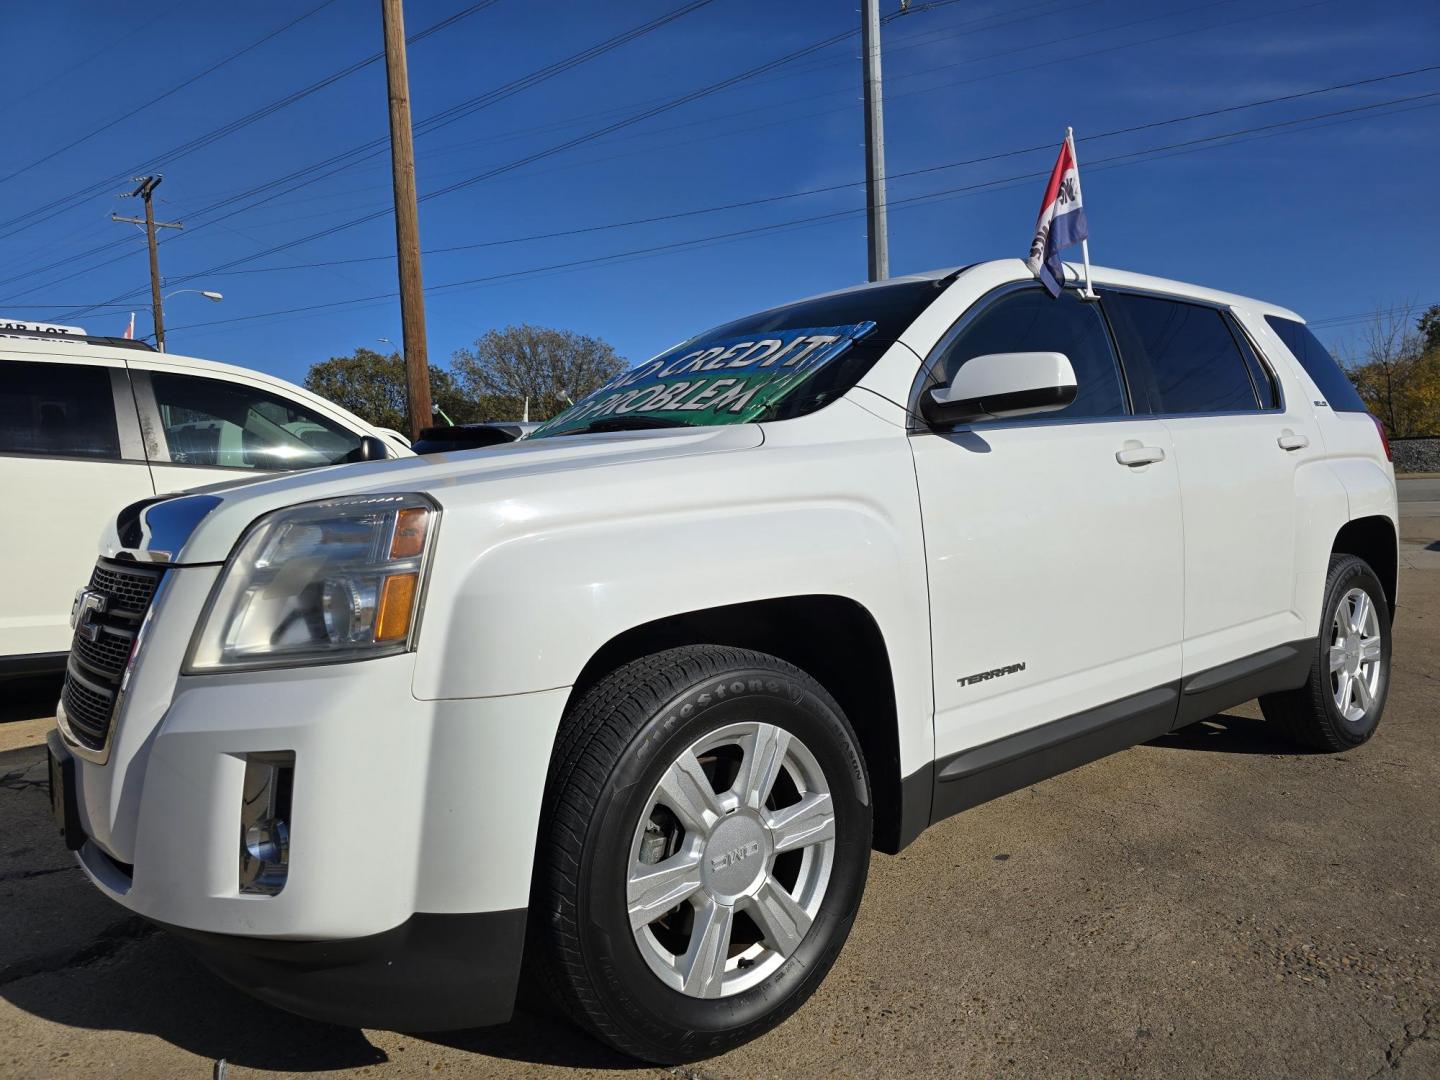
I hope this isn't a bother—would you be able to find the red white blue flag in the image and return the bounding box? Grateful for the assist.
[1026,132,1089,297]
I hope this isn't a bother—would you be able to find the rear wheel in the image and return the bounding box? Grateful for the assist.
[535,645,872,1063]
[1261,554,1391,751]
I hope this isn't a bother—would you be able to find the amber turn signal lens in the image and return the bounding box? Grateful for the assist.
[390,507,429,558]
[374,573,418,641]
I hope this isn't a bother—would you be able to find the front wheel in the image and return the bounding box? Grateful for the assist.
[535,645,872,1063]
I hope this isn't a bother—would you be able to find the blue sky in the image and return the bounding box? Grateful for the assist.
[1,0,1436,386]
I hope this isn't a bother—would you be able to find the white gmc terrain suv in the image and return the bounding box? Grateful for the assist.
[48,260,1398,1063]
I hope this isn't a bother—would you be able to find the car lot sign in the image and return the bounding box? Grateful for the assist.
[534,322,876,436]
[0,318,88,338]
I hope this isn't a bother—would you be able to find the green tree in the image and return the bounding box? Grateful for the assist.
[304,348,503,430]
[451,325,626,421]
[1345,305,1440,437]
[1418,304,1440,354]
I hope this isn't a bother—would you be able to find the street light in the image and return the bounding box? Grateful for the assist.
[150,289,222,350]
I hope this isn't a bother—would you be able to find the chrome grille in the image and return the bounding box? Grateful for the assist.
[61,560,165,753]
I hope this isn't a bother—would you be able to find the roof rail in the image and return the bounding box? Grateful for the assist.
[0,327,157,351]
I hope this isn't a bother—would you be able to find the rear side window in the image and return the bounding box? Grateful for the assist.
[1264,316,1368,413]
[934,288,1127,420]
[148,372,363,470]
[0,359,121,459]
[1106,294,1259,414]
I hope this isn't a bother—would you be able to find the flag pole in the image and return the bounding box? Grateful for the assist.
[1067,126,1097,300]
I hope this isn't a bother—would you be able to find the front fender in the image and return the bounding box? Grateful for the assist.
[410,410,934,776]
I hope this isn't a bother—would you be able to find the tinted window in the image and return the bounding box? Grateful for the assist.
[1233,324,1280,409]
[1107,294,1258,413]
[1265,315,1368,412]
[935,288,1127,420]
[149,372,362,470]
[0,359,121,459]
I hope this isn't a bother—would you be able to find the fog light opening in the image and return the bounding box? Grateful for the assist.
[240,752,294,896]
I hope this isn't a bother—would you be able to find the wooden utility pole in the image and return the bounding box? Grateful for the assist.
[112,175,182,351]
[860,0,889,282]
[380,0,432,440]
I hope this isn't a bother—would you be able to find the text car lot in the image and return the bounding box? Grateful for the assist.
[1,530,1434,1078]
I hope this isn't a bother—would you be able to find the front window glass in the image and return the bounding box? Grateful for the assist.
[149,372,363,470]
[531,278,944,438]
[934,288,1127,420]
[0,359,121,459]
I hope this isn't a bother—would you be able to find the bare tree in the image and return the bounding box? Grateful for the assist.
[1346,302,1440,437]
[451,325,626,420]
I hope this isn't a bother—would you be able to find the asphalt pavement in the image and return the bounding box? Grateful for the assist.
[1,483,1437,1079]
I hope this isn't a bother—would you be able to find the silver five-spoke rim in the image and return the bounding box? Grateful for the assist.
[627,721,836,999]
[1330,587,1383,723]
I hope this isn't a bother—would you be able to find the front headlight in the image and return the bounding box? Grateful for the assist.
[186,493,438,673]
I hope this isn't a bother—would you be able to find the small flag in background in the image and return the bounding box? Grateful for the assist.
[1026,131,1090,298]
[122,312,135,339]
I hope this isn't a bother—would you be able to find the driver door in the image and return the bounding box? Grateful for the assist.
[909,287,1185,804]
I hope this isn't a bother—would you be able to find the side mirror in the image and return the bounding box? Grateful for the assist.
[923,351,1077,425]
[353,435,391,462]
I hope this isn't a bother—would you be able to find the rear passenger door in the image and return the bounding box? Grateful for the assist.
[129,368,365,493]
[0,356,154,660]
[1105,291,1319,677]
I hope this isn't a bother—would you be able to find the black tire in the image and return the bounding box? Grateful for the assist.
[1260,554,1392,751]
[534,645,872,1063]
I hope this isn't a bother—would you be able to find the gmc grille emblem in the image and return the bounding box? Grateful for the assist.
[70,588,107,642]
[710,840,761,872]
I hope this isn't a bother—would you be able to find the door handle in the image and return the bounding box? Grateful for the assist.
[1277,431,1310,451]
[1116,445,1166,467]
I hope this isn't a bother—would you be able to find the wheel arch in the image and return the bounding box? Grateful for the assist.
[565,594,913,854]
[1332,515,1398,617]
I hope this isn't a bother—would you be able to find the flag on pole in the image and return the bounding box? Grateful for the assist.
[122,312,135,339]
[1026,131,1090,298]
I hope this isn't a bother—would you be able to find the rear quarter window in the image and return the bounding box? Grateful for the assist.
[0,359,121,459]
[1264,316,1369,413]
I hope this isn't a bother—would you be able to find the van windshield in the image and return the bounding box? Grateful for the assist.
[530,278,944,438]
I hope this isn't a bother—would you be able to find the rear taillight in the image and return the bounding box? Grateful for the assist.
[1369,414,1392,461]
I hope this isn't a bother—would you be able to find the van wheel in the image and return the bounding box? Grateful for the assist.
[1261,554,1391,751]
[535,645,872,1063]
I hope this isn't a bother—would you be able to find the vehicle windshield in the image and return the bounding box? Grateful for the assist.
[529,278,946,438]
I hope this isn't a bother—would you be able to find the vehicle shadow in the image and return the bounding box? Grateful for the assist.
[0,745,640,1073]
[0,674,62,723]
[1146,711,1320,755]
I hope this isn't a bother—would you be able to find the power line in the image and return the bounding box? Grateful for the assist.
[0,0,341,187]
[157,66,1440,280]
[0,0,718,305]
[48,11,871,319]
[156,94,1439,338]
[0,0,504,243]
[0,0,1250,298]
[48,0,1327,318]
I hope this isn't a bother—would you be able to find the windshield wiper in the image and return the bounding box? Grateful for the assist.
[554,416,698,436]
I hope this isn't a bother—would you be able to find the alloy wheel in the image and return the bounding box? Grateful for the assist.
[1329,586,1384,724]
[626,721,836,999]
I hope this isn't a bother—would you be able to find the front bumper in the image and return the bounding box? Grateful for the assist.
[167,908,527,1031]
[54,560,570,1028]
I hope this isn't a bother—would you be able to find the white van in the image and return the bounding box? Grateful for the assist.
[0,322,409,676]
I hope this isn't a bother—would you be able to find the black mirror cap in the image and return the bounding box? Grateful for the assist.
[355,435,391,461]
[921,383,1077,427]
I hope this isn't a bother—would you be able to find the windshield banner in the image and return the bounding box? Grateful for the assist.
[532,321,876,436]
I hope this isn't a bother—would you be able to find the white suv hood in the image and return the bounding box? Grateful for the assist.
[105,424,764,566]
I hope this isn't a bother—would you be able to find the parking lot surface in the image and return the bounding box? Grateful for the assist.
[2,518,1436,1078]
